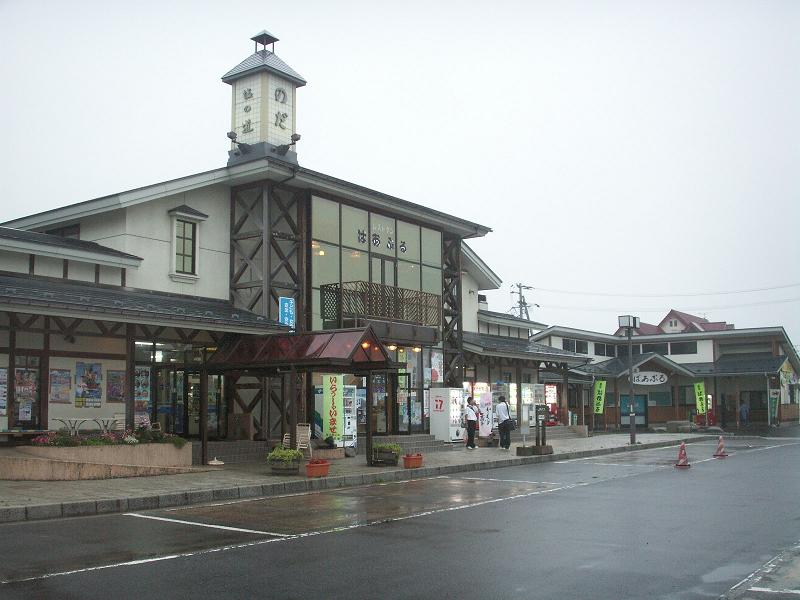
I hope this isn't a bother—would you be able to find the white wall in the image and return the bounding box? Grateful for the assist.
[668,339,714,363]
[34,256,62,278]
[462,271,480,333]
[0,250,29,273]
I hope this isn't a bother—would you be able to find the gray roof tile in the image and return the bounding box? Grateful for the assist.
[463,331,588,364]
[0,274,285,332]
[0,227,141,261]
[222,50,307,86]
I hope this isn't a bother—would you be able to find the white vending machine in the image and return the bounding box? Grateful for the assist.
[429,387,466,442]
[342,385,357,449]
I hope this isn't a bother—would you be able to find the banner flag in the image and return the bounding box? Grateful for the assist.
[593,380,607,414]
[694,382,707,415]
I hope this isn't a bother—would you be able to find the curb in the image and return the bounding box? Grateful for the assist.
[0,436,716,525]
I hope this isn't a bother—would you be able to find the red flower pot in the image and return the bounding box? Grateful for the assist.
[305,460,330,478]
[403,453,423,469]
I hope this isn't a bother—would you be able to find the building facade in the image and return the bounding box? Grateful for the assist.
[532,310,800,428]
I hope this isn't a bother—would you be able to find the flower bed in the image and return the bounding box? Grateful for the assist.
[30,428,187,449]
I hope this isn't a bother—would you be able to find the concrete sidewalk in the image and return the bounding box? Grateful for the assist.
[0,433,717,524]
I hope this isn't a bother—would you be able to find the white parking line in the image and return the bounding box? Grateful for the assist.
[749,586,800,595]
[447,476,561,485]
[123,513,290,537]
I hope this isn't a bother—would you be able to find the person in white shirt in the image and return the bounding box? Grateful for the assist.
[465,397,479,449]
[496,395,512,450]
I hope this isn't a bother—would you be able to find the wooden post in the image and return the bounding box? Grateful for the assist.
[735,379,741,428]
[125,324,135,431]
[515,362,523,428]
[200,355,209,465]
[41,317,50,429]
[366,371,373,466]
[7,314,16,429]
[289,367,297,450]
[561,368,569,425]
[259,376,268,441]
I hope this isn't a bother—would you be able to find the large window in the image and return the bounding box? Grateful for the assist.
[642,342,669,355]
[562,338,588,354]
[310,197,444,330]
[594,342,616,357]
[670,341,697,355]
[175,220,196,274]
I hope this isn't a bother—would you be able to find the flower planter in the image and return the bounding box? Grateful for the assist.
[372,450,399,466]
[402,453,423,469]
[305,460,330,478]
[268,459,301,475]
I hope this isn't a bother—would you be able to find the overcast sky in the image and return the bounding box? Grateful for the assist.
[1,0,798,343]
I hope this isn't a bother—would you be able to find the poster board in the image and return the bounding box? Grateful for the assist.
[478,392,493,437]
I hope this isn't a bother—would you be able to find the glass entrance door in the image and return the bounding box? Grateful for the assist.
[155,368,226,438]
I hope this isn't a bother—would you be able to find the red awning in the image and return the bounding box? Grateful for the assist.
[207,326,397,371]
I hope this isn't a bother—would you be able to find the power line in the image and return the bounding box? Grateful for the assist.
[539,296,800,313]
[534,282,800,298]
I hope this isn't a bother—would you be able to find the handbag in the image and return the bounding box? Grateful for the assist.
[506,418,516,431]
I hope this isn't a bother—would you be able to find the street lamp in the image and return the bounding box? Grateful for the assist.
[618,315,640,444]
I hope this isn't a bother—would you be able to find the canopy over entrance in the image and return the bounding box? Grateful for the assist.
[207,326,399,371]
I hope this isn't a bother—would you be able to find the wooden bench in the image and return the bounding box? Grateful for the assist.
[0,430,52,446]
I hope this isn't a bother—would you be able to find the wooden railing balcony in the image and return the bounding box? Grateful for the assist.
[320,281,442,329]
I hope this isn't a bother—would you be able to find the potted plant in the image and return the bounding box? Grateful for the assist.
[267,447,303,475]
[305,458,331,478]
[402,452,423,469]
[372,443,402,466]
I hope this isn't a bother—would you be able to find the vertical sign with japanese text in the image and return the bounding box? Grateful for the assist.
[593,380,607,414]
[279,296,296,329]
[693,382,707,415]
[323,374,344,442]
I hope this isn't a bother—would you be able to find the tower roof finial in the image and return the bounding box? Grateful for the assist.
[251,30,279,50]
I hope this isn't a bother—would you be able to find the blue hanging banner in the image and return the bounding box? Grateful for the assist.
[279,296,296,329]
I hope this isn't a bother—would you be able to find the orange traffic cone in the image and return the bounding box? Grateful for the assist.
[675,441,691,469]
[713,436,728,458]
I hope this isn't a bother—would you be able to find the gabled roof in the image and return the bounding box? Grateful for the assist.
[0,273,284,334]
[167,205,208,220]
[613,321,661,336]
[207,326,397,370]
[661,309,708,327]
[685,354,788,377]
[221,49,307,87]
[477,309,547,331]
[462,243,501,290]
[575,352,695,378]
[2,158,491,240]
[463,331,589,367]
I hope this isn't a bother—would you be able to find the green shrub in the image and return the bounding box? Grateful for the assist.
[373,443,402,455]
[267,447,303,463]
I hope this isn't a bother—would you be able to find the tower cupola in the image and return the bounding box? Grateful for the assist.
[222,30,306,165]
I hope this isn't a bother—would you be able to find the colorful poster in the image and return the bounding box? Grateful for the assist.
[75,362,102,408]
[134,366,151,426]
[49,369,72,404]
[593,380,607,414]
[0,368,7,416]
[430,350,443,384]
[322,374,344,442]
[15,368,38,421]
[106,370,126,403]
[693,382,707,415]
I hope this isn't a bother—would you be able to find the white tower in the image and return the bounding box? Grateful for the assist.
[222,30,306,164]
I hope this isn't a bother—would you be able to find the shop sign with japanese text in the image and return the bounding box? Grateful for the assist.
[593,380,607,414]
[323,374,344,442]
[693,381,707,415]
[631,371,668,386]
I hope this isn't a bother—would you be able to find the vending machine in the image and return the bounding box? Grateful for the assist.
[342,385,358,449]
[429,388,466,442]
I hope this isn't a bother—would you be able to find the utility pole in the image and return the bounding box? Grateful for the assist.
[510,283,536,320]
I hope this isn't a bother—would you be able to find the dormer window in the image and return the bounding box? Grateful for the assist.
[168,205,208,283]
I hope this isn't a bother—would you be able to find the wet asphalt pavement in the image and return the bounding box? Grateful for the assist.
[2,437,798,599]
